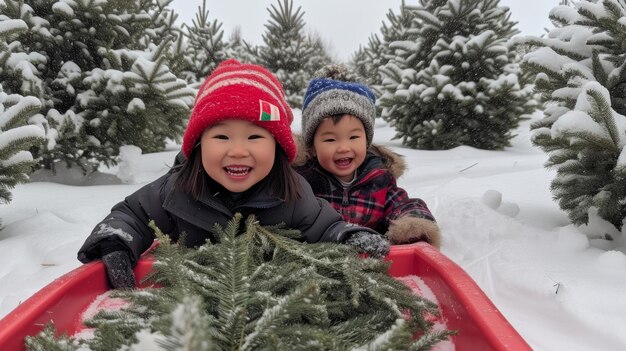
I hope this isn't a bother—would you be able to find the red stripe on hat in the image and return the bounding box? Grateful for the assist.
[203,69,284,99]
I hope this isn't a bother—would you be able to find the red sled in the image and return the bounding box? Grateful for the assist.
[0,242,531,350]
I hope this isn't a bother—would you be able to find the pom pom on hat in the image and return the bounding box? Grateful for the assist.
[182,59,296,162]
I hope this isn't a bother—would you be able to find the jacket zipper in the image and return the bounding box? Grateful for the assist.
[342,188,350,207]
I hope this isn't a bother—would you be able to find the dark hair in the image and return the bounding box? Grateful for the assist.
[175,144,301,202]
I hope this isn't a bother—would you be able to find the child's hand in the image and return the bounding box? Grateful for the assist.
[345,232,390,258]
[102,250,136,289]
[387,216,441,249]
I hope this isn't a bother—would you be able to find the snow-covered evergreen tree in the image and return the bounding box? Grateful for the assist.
[351,34,385,88]
[0,13,46,104]
[26,214,451,350]
[305,31,334,80]
[351,2,422,120]
[224,26,259,65]
[80,40,195,159]
[378,0,535,150]
[0,16,44,211]
[153,5,189,80]
[257,0,332,108]
[181,0,226,84]
[0,0,194,174]
[352,2,418,91]
[517,0,626,230]
[0,83,44,206]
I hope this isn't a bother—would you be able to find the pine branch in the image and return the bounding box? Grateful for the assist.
[409,329,458,351]
[241,282,320,350]
[0,96,41,130]
[0,135,43,164]
[28,214,451,350]
[586,88,622,148]
[24,324,76,351]
[0,19,28,40]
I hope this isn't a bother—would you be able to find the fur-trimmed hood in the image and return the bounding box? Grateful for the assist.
[292,133,407,179]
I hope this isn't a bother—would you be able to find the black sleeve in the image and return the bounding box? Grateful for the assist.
[77,174,175,266]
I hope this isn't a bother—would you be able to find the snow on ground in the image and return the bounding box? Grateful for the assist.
[2,111,626,350]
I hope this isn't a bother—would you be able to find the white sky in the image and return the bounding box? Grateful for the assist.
[171,0,554,61]
[3,113,626,350]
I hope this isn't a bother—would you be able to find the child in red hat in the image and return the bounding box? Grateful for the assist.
[77,59,389,289]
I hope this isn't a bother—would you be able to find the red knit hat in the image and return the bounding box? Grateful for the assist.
[182,59,296,162]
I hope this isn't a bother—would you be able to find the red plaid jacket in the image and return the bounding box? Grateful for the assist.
[294,152,435,235]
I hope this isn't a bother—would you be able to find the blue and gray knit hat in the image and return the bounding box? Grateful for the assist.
[301,77,376,148]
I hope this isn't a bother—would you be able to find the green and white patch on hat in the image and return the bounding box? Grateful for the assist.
[259,100,280,121]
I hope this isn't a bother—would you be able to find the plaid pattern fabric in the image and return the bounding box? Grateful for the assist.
[296,154,435,234]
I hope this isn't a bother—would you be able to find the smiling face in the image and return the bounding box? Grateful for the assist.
[200,119,276,193]
[311,115,367,182]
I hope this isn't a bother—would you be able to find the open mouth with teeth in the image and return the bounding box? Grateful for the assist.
[224,166,252,176]
[334,158,353,167]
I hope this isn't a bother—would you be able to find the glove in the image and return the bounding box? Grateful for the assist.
[345,231,390,258]
[102,250,136,289]
[387,216,442,249]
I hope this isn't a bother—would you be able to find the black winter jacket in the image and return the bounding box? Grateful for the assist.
[78,171,375,265]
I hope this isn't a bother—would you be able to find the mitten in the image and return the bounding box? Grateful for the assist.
[387,216,441,249]
[345,231,390,258]
[102,250,136,289]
